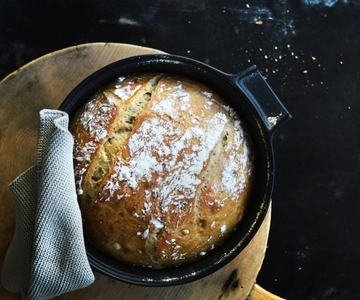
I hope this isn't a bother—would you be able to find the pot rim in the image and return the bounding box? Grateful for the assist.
[59,54,291,286]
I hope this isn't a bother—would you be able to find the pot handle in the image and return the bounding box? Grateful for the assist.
[234,65,291,136]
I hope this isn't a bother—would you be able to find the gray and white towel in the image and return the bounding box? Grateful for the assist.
[1,109,94,300]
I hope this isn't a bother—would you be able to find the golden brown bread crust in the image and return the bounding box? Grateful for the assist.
[70,73,254,268]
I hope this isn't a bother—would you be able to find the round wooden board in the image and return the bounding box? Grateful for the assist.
[0,43,273,300]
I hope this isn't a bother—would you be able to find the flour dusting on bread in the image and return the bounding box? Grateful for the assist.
[70,73,254,268]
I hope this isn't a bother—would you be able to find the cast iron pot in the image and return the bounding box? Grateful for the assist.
[59,54,291,287]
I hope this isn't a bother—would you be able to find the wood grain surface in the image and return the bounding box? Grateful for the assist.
[0,43,279,299]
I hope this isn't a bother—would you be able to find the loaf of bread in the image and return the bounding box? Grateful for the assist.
[70,72,254,268]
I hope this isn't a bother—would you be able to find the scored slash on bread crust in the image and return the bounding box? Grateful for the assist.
[70,73,254,268]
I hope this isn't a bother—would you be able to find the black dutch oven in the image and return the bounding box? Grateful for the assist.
[59,54,291,287]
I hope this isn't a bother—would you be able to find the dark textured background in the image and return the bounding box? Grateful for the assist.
[1,0,359,299]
